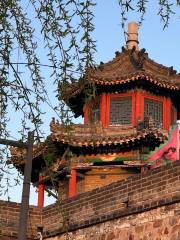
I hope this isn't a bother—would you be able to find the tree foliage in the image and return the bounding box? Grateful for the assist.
[118,0,180,29]
[0,0,96,197]
[0,0,96,139]
[0,0,180,198]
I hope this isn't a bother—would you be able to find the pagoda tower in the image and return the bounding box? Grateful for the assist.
[11,22,180,206]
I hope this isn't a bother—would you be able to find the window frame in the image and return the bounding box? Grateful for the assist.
[144,96,163,128]
[106,93,135,127]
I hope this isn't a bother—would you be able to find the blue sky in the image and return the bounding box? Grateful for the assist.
[1,1,180,206]
[93,1,180,71]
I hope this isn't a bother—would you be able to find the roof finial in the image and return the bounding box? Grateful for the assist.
[126,22,139,51]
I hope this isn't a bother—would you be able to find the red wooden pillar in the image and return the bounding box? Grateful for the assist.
[83,104,89,124]
[106,94,110,126]
[135,91,144,125]
[166,98,171,130]
[141,166,145,173]
[68,169,77,198]
[37,175,45,208]
[100,94,107,127]
[131,92,136,126]
[163,98,171,131]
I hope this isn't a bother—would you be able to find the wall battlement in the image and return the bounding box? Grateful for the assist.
[1,160,180,239]
[0,201,41,239]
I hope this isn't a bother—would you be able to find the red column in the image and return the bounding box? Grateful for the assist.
[83,104,89,124]
[131,92,136,126]
[135,91,144,125]
[68,169,77,198]
[141,166,145,173]
[37,175,45,208]
[100,94,107,127]
[106,94,110,127]
[163,98,171,131]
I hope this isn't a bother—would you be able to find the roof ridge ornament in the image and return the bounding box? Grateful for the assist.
[126,22,139,51]
[130,48,146,70]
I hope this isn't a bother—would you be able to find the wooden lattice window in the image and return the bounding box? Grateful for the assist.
[110,97,132,125]
[144,98,163,128]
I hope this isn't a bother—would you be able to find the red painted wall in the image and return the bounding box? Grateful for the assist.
[83,90,177,131]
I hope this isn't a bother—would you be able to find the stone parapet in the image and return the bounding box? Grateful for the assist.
[42,160,180,238]
[0,201,42,239]
[1,160,180,239]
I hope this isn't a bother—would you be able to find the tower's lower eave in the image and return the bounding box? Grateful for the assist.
[10,122,168,184]
[50,122,167,148]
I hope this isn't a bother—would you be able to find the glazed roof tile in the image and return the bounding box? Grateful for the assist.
[88,50,180,88]
[11,120,168,167]
[10,142,47,166]
[61,49,180,99]
[50,120,168,147]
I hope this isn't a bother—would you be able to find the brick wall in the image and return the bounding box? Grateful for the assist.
[1,160,180,239]
[0,201,42,239]
[46,202,180,240]
[42,160,180,238]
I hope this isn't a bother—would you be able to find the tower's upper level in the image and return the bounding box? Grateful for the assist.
[10,23,180,190]
[60,23,180,126]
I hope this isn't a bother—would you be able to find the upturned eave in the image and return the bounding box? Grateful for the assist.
[59,48,180,117]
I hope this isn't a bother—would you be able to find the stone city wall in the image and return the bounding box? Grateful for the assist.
[1,160,180,239]
[42,160,180,239]
[47,202,180,240]
[0,201,42,239]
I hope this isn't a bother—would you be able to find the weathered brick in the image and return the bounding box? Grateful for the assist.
[1,161,180,239]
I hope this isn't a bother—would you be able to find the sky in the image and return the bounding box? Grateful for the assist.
[93,1,180,71]
[1,1,180,206]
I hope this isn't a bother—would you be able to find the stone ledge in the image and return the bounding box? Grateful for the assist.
[43,193,180,238]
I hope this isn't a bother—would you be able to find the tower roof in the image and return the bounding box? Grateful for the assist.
[60,48,180,117]
[86,49,180,88]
